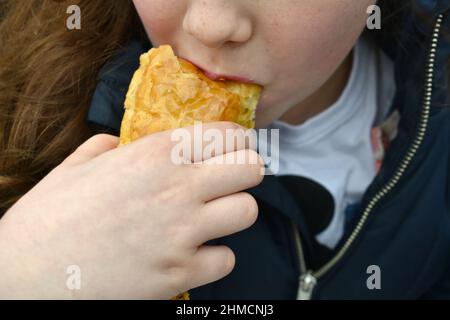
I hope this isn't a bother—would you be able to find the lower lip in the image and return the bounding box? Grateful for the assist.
[202,70,254,84]
[180,57,255,84]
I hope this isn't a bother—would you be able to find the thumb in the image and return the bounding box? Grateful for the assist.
[62,134,119,166]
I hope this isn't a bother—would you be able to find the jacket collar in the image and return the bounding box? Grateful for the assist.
[375,1,450,123]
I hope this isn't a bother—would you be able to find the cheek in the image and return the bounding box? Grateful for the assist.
[261,2,370,111]
[132,0,184,46]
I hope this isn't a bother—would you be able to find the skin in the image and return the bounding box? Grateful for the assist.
[133,0,375,126]
[0,1,375,298]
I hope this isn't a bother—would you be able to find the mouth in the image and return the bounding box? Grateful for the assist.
[180,56,257,85]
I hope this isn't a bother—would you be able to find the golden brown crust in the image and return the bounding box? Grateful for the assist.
[119,45,261,145]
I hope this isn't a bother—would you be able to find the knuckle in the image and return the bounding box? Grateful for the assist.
[220,121,243,132]
[87,134,118,149]
[154,186,180,206]
[148,133,174,155]
[92,133,112,142]
[160,247,188,272]
[84,134,106,146]
[129,135,172,167]
[165,265,190,294]
[161,249,195,294]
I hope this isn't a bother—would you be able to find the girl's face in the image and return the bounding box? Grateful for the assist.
[133,0,374,127]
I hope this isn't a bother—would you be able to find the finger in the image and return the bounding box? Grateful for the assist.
[190,149,265,202]
[184,245,235,291]
[160,121,258,163]
[194,192,258,244]
[62,134,119,166]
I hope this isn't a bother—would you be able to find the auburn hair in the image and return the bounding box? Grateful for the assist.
[0,0,146,215]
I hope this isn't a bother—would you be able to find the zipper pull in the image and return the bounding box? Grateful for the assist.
[297,271,317,300]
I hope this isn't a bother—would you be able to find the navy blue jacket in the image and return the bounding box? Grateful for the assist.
[87,1,450,299]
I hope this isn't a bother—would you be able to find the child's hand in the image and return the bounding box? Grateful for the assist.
[0,122,264,299]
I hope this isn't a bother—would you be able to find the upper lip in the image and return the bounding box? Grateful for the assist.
[180,56,256,84]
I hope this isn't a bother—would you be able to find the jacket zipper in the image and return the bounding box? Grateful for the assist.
[292,14,445,300]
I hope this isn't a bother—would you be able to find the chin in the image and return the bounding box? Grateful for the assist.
[254,110,278,129]
[253,98,289,129]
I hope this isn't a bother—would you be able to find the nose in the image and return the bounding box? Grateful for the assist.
[182,0,253,48]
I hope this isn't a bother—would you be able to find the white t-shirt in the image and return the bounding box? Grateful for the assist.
[259,36,396,249]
